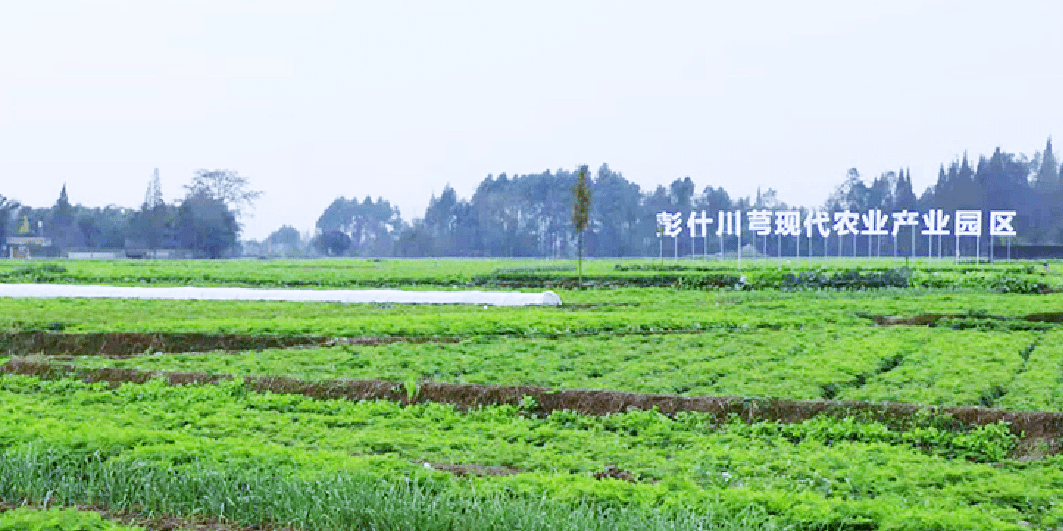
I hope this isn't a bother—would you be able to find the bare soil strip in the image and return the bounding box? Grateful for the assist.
[0,329,750,357]
[868,311,1063,326]
[0,332,471,356]
[0,332,332,355]
[4,358,1061,458]
[1023,312,1063,323]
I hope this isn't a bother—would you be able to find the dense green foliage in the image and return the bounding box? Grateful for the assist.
[0,508,143,531]
[0,266,1060,337]
[1,375,1058,530]
[72,327,1050,409]
[2,258,1063,530]
[0,448,782,531]
[0,258,1059,292]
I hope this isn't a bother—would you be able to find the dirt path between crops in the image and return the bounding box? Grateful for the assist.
[1,329,755,356]
[4,357,1061,459]
[867,311,1063,326]
[0,332,468,356]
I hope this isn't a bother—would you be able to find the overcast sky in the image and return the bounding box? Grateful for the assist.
[1,0,1060,240]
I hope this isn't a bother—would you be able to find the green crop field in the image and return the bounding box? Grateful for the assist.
[2,258,1063,530]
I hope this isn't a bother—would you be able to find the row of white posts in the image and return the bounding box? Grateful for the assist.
[659,233,1015,262]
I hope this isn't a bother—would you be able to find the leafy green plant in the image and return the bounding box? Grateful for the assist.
[0,507,143,531]
[404,375,419,400]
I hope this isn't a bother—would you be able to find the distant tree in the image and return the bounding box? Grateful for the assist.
[313,229,351,256]
[267,225,302,248]
[174,169,257,257]
[471,174,517,257]
[316,196,355,236]
[1034,137,1060,192]
[894,168,917,210]
[699,185,732,211]
[953,153,982,208]
[77,217,101,248]
[185,169,263,223]
[53,184,72,227]
[315,196,402,256]
[590,164,643,257]
[824,168,869,256]
[135,169,171,255]
[176,192,238,258]
[1027,137,1063,242]
[754,187,784,209]
[637,184,668,256]
[970,148,1039,242]
[0,194,20,242]
[419,186,467,256]
[826,168,869,211]
[91,206,135,249]
[669,177,696,211]
[572,165,591,289]
[354,197,402,256]
[868,172,895,211]
[50,184,85,250]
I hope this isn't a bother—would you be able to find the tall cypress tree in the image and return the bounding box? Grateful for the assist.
[50,183,82,250]
[895,168,917,209]
[572,165,591,289]
[1035,137,1059,191]
[53,184,72,228]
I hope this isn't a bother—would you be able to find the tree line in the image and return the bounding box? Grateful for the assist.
[2,138,1061,258]
[313,138,1063,258]
[0,170,259,258]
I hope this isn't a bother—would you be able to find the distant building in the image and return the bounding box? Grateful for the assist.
[5,236,54,258]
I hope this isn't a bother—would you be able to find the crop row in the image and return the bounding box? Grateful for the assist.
[998,331,1063,411]
[1,374,1060,529]
[0,259,1057,292]
[8,357,1062,441]
[836,330,1041,407]
[1,448,784,531]
[59,328,1051,409]
[1,289,1060,338]
[0,507,144,531]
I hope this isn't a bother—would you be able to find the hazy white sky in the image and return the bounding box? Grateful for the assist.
[1,0,1060,239]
